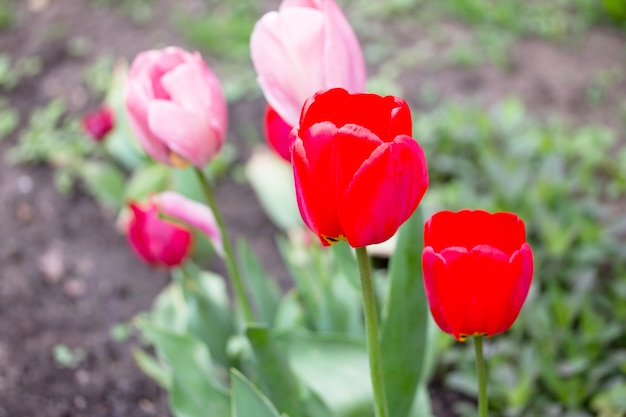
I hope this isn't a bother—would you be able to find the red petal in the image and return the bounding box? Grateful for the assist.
[422,247,453,335]
[498,243,534,333]
[264,105,295,162]
[424,210,526,256]
[300,88,412,142]
[339,135,428,247]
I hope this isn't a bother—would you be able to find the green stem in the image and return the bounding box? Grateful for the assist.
[355,246,389,417]
[474,335,488,417]
[194,167,254,323]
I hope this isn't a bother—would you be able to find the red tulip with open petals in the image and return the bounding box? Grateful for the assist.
[291,88,429,248]
[422,210,534,342]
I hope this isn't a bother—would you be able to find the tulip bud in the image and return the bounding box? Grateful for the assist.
[82,106,114,142]
[124,47,228,168]
[126,192,222,268]
[422,210,534,342]
[291,88,429,248]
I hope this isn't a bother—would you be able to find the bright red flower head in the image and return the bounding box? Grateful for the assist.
[291,88,429,247]
[82,106,114,142]
[422,210,534,342]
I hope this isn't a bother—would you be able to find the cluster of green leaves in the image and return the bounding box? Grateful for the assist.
[134,206,434,417]
[416,98,626,416]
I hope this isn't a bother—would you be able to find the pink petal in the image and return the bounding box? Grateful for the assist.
[155,191,223,256]
[147,101,221,168]
[251,7,326,126]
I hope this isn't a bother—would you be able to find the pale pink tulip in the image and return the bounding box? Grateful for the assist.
[124,47,228,168]
[250,0,366,128]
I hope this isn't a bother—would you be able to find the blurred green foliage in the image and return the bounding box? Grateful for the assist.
[417,98,626,416]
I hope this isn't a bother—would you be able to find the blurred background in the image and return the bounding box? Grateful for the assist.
[0,0,625,416]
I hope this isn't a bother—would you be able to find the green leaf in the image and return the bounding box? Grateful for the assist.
[286,333,373,417]
[132,347,171,389]
[149,282,189,333]
[245,148,303,231]
[246,324,302,417]
[231,369,282,417]
[175,268,235,368]
[103,61,147,170]
[79,161,126,209]
[135,319,230,417]
[124,162,170,201]
[329,241,360,290]
[380,207,432,417]
[238,240,282,324]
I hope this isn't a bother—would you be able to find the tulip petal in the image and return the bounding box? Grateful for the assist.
[251,8,326,126]
[499,243,534,333]
[155,191,223,256]
[147,101,220,168]
[424,210,526,255]
[292,122,342,244]
[125,80,171,164]
[422,247,454,335]
[265,105,295,162]
[321,0,366,93]
[300,89,412,142]
[339,135,428,247]
[464,245,512,337]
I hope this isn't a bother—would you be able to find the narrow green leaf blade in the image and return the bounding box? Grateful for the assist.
[238,240,282,324]
[231,369,283,417]
[246,324,302,417]
[380,207,432,417]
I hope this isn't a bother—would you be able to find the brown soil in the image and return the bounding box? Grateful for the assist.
[0,1,624,417]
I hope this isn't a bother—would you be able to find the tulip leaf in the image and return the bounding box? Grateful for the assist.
[238,240,281,324]
[149,282,189,333]
[136,319,230,417]
[380,207,432,417]
[79,161,126,210]
[124,162,170,201]
[285,333,373,417]
[246,324,302,417]
[231,369,283,417]
[132,347,171,389]
[173,268,234,368]
[245,148,303,231]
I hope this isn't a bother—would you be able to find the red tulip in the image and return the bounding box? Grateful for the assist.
[126,192,221,268]
[264,105,294,162]
[291,88,429,247]
[422,210,534,342]
[82,106,114,141]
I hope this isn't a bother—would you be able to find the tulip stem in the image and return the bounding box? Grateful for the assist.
[355,246,389,417]
[194,167,255,323]
[474,335,488,417]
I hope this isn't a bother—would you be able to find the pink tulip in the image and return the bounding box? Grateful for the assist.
[82,106,114,142]
[250,0,366,129]
[126,192,222,268]
[124,47,228,168]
